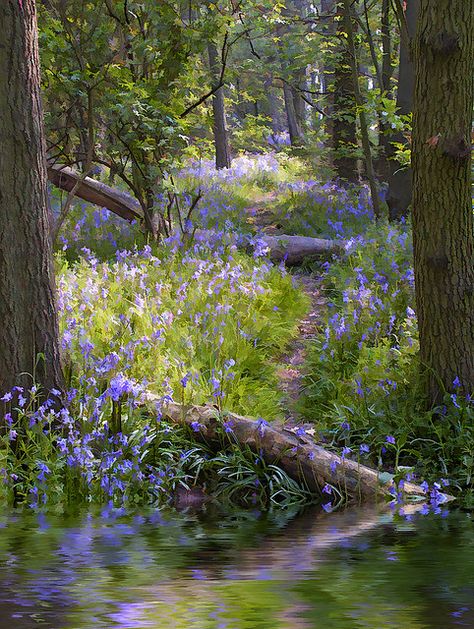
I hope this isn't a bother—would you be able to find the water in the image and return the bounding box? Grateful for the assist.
[0,504,473,628]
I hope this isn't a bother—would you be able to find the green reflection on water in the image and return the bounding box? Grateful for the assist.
[0,506,472,628]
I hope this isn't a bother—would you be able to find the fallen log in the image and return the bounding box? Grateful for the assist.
[194,229,344,264]
[48,164,143,222]
[48,165,343,264]
[151,399,452,503]
[262,233,344,264]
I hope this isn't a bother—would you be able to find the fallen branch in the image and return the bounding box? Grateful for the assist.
[262,233,344,264]
[195,229,344,264]
[151,400,451,503]
[48,164,143,222]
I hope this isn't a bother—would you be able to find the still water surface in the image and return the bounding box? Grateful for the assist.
[0,505,473,628]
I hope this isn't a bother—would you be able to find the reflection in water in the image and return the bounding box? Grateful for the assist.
[0,505,472,628]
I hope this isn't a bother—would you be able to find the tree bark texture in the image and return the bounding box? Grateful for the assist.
[376,0,394,180]
[0,0,63,395]
[411,0,474,403]
[208,42,232,170]
[387,0,419,220]
[333,2,358,181]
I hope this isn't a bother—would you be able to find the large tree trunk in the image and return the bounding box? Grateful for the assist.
[411,0,474,404]
[333,2,358,181]
[208,42,232,170]
[0,0,62,395]
[386,0,419,220]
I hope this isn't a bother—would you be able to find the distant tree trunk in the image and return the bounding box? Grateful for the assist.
[283,81,304,146]
[333,2,358,181]
[342,0,382,218]
[208,42,231,169]
[411,0,474,404]
[381,0,392,93]
[291,68,307,129]
[0,0,62,395]
[321,0,336,149]
[266,78,284,134]
[377,0,394,179]
[386,0,419,220]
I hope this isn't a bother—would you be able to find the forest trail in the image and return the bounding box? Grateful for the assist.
[245,193,327,425]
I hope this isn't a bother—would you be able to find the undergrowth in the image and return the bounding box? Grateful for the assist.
[279,181,473,504]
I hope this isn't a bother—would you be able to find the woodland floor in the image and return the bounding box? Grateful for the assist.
[245,193,327,428]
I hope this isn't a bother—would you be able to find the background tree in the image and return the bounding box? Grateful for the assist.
[208,40,232,169]
[411,0,474,403]
[386,0,419,220]
[333,1,358,181]
[0,0,62,395]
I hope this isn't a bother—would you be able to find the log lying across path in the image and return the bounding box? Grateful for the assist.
[152,399,452,503]
[262,233,344,265]
[48,164,343,263]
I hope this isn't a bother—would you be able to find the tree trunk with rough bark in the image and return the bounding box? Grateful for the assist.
[386,0,419,220]
[0,0,62,396]
[333,2,358,181]
[208,42,232,170]
[412,0,474,404]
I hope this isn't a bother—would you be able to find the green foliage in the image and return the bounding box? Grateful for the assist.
[286,195,474,498]
[58,240,308,421]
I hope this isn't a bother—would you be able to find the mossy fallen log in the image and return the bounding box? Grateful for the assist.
[152,400,451,503]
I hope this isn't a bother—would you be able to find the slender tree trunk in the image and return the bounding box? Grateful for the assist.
[266,78,284,134]
[208,42,231,170]
[333,2,358,181]
[381,0,392,94]
[342,0,382,218]
[291,68,307,129]
[412,0,474,404]
[283,81,304,146]
[0,0,62,395]
[321,0,336,150]
[377,0,394,179]
[386,0,419,220]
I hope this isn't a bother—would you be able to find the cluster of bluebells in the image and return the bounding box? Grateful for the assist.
[0,383,169,508]
[21,154,471,509]
[0,157,315,509]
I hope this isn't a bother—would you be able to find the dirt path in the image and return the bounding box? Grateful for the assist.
[245,193,327,424]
